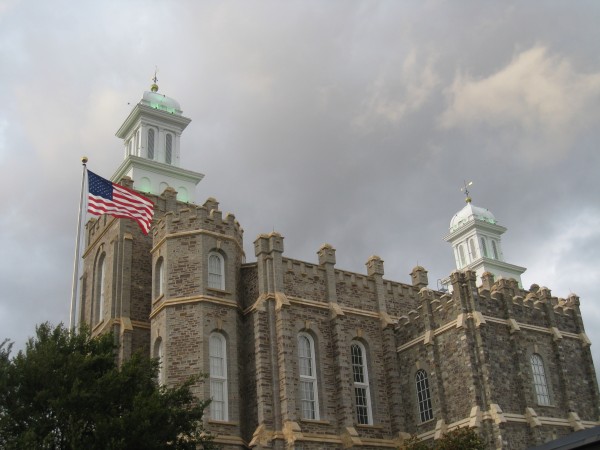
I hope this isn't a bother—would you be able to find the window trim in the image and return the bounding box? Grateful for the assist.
[208,252,225,290]
[351,341,373,425]
[298,332,320,420]
[415,369,434,423]
[209,332,229,421]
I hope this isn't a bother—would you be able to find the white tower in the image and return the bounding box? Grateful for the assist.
[111,79,203,203]
[443,192,526,287]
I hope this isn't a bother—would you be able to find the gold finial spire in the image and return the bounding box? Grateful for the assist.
[461,180,473,203]
[151,67,159,92]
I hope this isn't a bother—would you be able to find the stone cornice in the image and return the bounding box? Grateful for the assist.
[149,294,239,319]
[242,294,401,322]
[111,155,204,186]
[397,313,586,353]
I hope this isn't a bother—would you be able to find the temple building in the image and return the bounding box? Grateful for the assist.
[79,85,600,449]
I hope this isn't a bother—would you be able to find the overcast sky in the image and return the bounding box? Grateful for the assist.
[1,1,599,372]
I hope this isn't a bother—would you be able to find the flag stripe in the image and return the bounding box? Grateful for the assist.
[87,170,154,235]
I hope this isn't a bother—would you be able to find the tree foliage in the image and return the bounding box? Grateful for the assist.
[0,323,216,450]
[401,427,485,450]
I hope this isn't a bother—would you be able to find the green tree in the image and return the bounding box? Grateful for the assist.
[401,427,485,450]
[0,323,216,450]
[437,427,485,450]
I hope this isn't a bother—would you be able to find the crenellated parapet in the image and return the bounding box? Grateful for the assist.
[468,277,586,334]
[152,196,244,248]
[396,289,459,341]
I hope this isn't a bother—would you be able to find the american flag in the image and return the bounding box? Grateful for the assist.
[87,170,154,235]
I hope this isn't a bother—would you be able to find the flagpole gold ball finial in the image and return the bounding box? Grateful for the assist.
[81,156,88,164]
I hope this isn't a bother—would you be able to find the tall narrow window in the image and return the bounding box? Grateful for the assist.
[415,369,433,422]
[530,354,550,406]
[208,252,224,290]
[492,241,499,259]
[94,253,106,324]
[480,237,488,257]
[209,333,228,421]
[154,338,164,384]
[147,128,155,160]
[155,258,164,298]
[469,238,477,260]
[298,333,319,419]
[165,133,173,164]
[458,245,467,268]
[351,342,372,425]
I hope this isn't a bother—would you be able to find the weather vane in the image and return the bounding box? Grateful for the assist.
[151,67,159,92]
[461,180,473,203]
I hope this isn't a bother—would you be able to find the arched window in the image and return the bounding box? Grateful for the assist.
[530,354,550,406]
[469,238,477,260]
[480,237,488,257]
[208,252,224,290]
[154,338,164,384]
[155,257,164,298]
[165,133,173,164]
[209,332,228,421]
[458,245,467,268]
[492,241,499,259]
[147,128,155,160]
[298,333,319,419]
[351,341,372,425]
[94,253,106,324]
[415,369,433,422]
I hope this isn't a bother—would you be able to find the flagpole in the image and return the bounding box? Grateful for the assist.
[69,156,88,331]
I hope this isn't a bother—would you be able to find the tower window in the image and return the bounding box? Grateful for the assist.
[530,354,550,406]
[298,333,320,420]
[458,245,467,268]
[492,241,499,259]
[351,341,372,425]
[208,252,225,290]
[154,338,164,385]
[94,253,106,325]
[469,238,477,260]
[209,332,228,421]
[480,237,488,257]
[165,133,173,164]
[148,129,155,160]
[415,369,433,422]
[155,257,164,298]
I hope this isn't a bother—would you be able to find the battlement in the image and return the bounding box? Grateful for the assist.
[278,241,424,314]
[396,288,458,337]
[153,196,244,246]
[395,270,586,342]
[85,215,109,246]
